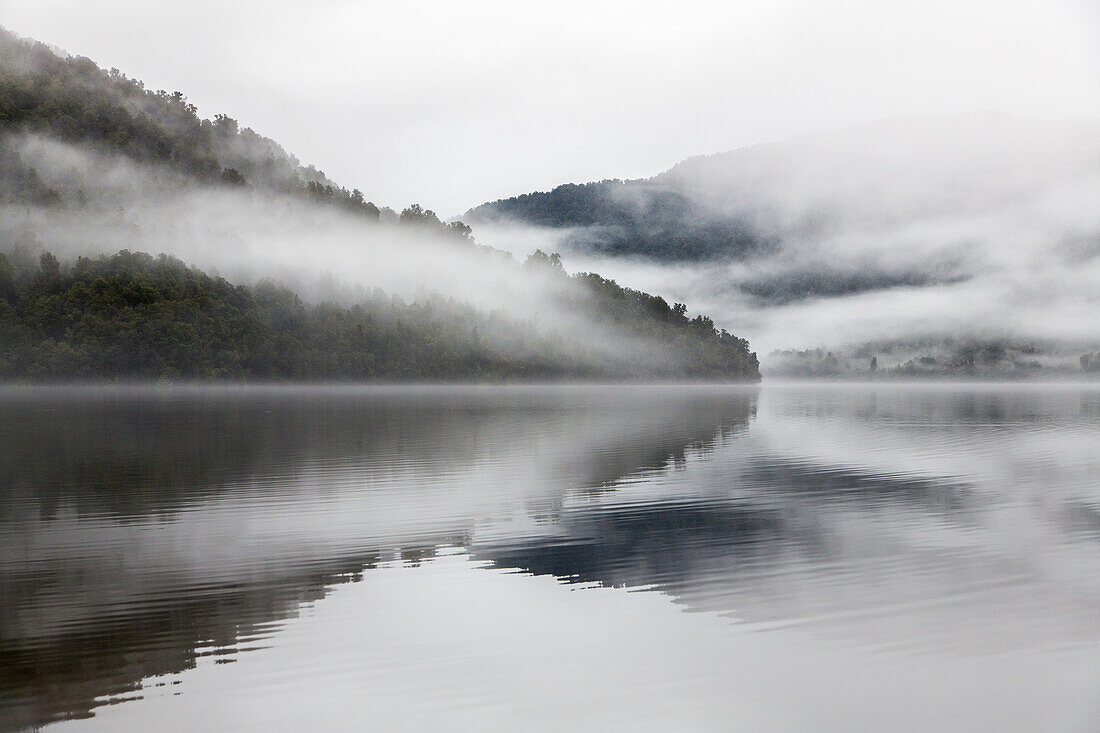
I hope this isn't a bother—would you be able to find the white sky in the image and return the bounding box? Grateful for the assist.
[3,0,1100,216]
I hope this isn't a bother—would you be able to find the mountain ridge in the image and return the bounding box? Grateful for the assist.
[465,112,1100,266]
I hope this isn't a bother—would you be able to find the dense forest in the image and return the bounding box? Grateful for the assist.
[0,247,760,381]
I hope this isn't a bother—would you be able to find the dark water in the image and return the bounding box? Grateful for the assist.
[1,384,1098,732]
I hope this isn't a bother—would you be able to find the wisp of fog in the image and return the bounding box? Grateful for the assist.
[0,131,738,377]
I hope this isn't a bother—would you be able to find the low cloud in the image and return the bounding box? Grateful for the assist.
[470,115,1100,362]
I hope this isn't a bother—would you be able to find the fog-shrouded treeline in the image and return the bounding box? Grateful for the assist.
[764,342,1055,380]
[0,27,759,381]
[467,179,768,262]
[0,26,384,216]
[466,115,1100,374]
[0,246,758,381]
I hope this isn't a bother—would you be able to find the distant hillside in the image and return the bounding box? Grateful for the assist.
[466,115,1100,371]
[466,179,768,261]
[467,114,1100,303]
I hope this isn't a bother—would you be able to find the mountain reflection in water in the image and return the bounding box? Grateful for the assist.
[1,384,1099,732]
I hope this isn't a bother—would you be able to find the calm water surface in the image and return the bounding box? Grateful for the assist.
[1,383,1098,731]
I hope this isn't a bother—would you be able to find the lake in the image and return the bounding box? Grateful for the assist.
[1,383,1098,731]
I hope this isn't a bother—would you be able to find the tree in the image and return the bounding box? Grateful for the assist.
[38,252,61,282]
[445,221,474,242]
[524,249,565,272]
[212,114,239,137]
[220,167,246,186]
[0,253,14,302]
[400,204,442,228]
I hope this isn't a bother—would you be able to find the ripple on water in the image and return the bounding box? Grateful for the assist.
[1,383,1098,732]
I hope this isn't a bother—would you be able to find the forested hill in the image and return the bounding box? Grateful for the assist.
[0,26,381,217]
[0,249,760,381]
[465,178,767,261]
[0,27,760,382]
[464,114,1100,268]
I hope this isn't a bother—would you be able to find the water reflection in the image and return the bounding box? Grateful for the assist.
[0,385,755,730]
[477,386,1100,652]
[1,384,1099,731]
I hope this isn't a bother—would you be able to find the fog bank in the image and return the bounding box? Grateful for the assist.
[470,114,1100,362]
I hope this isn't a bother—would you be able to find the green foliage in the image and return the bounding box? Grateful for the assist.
[0,249,761,382]
[220,167,246,186]
[0,252,15,302]
[524,249,564,271]
[399,203,441,227]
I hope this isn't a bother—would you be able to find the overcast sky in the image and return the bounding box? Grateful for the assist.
[4,0,1100,216]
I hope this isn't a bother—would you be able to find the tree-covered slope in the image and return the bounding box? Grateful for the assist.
[465,115,1100,281]
[0,248,759,381]
[466,179,768,261]
[0,26,380,216]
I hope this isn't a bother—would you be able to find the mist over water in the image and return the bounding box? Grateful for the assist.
[469,114,1100,360]
[2,383,1098,732]
[4,10,1100,733]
